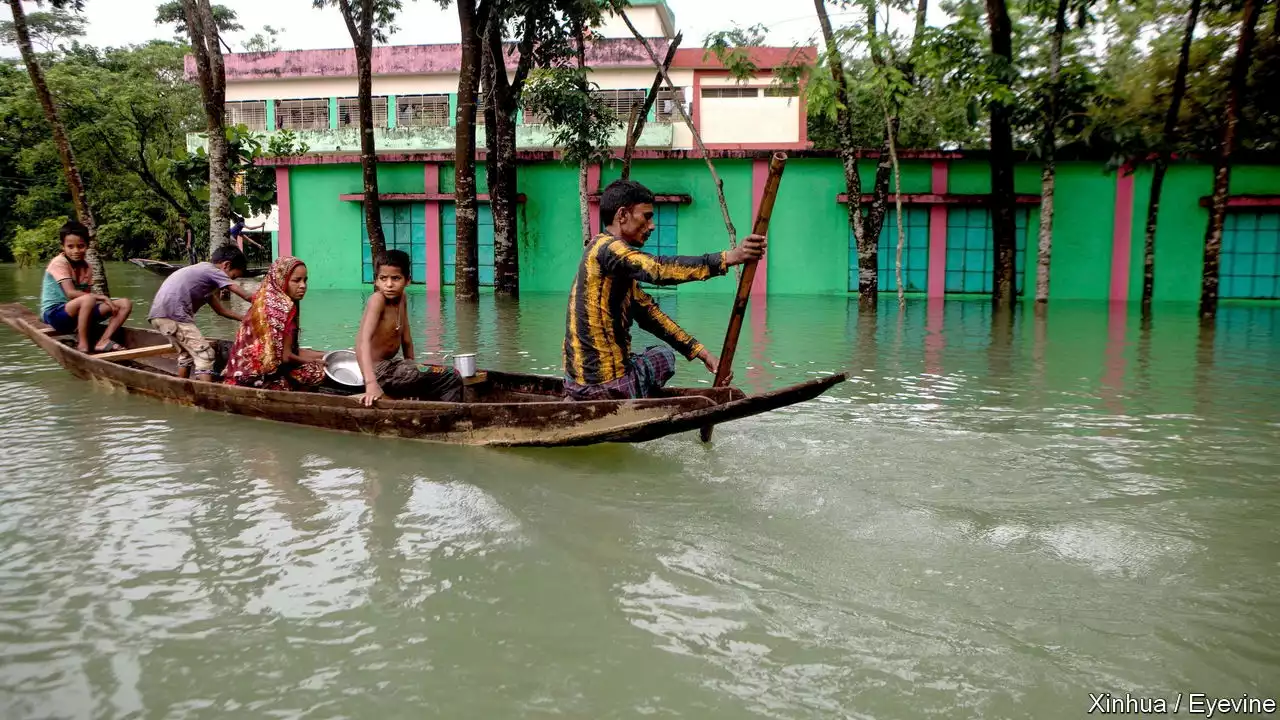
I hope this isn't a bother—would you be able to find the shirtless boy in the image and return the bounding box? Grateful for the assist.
[355,249,463,406]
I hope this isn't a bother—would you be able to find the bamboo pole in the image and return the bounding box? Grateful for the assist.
[700,152,788,443]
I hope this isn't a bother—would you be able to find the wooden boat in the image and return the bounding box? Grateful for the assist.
[129,258,269,278]
[0,303,847,448]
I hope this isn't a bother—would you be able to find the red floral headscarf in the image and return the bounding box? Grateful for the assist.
[223,256,305,385]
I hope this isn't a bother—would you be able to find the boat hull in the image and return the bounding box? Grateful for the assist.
[0,303,847,447]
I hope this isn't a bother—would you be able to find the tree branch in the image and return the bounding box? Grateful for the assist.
[622,31,681,180]
[616,10,737,248]
[336,0,361,44]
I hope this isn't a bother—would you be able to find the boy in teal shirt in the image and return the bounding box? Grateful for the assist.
[40,221,133,353]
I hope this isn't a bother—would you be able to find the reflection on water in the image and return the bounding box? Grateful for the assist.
[1,263,1278,719]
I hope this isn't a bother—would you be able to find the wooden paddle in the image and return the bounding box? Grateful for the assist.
[700,152,788,443]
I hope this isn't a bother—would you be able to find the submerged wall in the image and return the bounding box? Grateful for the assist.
[279,156,1280,303]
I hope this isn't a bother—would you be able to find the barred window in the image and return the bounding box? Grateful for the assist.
[764,85,800,98]
[944,207,1030,295]
[396,94,451,128]
[1221,212,1280,299]
[275,98,330,131]
[592,89,648,122]
[701,87,759,99]
[225,101,267,131]
[336,96,388,129]
[655,88,685,122]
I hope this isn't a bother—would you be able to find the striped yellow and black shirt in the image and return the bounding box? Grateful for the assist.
[563,233,729,386]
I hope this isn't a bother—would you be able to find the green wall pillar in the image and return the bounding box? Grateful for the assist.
[646,104,656,122]
[516,108,524,125]
[448,93,458,126]
[329,97,339,130]
[265,99,276,131]
[387,94,397,128]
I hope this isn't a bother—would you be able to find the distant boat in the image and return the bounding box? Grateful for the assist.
[128,258,268,278]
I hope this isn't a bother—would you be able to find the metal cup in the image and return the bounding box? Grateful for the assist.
[452,352,477,378]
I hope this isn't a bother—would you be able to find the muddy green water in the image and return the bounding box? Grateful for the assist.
[1,263,1277,719]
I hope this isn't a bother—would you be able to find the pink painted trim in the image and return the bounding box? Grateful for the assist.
[424,163,441,296]
[927,161,948,299]
[1109,171,1135,302]
[1197,195,1280,207]
[931,161,948,194]
[672,47,816,71]
[751,158,769,298]
[704,143,811,150]
[338,192,525,203]
[201,38,680,82]
[423,163,439,194]
[838,193,1042,205]
[260,148,967,166]
[587,164,602,234]
[275,166,291,257]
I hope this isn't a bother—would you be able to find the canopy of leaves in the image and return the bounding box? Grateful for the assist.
[0,9,86,52]
[0,39,305,263]
[711,0,1278,159]
[153,1,242,38]
[311,0,403,44]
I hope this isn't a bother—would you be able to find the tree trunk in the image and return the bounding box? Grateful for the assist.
[353,12,385,261]
[621,33,682,181]
[814,0,868,304]
[1143,0,1202,312]
[1036,0,1068,304]
[1200,0,1262,319]
[453,1,485,300]
[185,0,231,259]
[573,22,594,247]
[481,15,520,298]
[7,0,107,294]
[986,0,1017,309]
[886,113,905,306]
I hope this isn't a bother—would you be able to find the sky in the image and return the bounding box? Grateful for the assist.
[3,0,947,56]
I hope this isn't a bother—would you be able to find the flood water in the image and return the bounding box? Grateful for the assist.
[1,262,1277,719]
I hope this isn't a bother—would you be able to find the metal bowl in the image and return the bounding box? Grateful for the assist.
[323,349,364,387]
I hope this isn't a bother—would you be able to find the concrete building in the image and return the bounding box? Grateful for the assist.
[187,1,1280,304]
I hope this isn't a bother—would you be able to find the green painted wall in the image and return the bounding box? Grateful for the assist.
[1048,163,1116,300]
[1127,163,1280,303]
[517,163,583,293]
[290,163,427,289]
[285,157,1280,301]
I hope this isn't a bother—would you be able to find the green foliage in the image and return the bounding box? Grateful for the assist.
[703,23,768,82]
[242,25,280,53]
[715,0,1277,160]
[11,218,64,268]
[0,37,305,262]
[0,9,86,53]
[311,0,403,44]
[153,1,242,39]
[523,67,619,166]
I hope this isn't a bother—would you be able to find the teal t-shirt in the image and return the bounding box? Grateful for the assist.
[40,255,90,315]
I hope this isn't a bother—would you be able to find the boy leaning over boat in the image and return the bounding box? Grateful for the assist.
[561,179,767,401]
[354,249,463,406]
[40,220,134,354]
[147,245,254,381]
